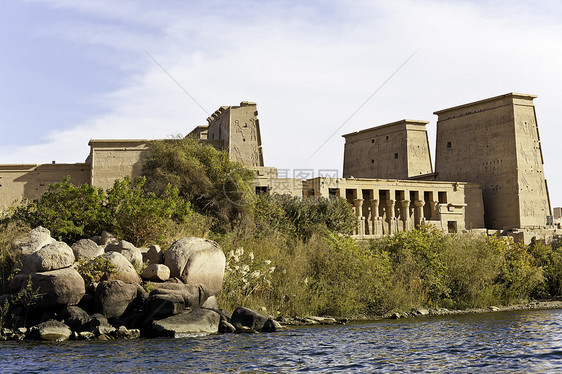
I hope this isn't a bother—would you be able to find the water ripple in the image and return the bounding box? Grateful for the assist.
[1,309,562,373]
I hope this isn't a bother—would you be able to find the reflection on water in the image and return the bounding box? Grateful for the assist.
[1,308,562,373]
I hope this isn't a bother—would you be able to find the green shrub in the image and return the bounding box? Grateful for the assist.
[142,137,255,230]
[253,195,357,240]
[8,176,192,246]
[76,257,119,288]
[0,220,31,292]
[11,177,106,243]
[105,177,192,246]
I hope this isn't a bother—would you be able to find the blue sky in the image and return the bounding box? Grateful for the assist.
[2,0,562,207]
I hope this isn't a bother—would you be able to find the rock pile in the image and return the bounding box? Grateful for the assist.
[0,227,282,341]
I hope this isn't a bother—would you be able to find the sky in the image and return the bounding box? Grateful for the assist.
[1,0,562,207]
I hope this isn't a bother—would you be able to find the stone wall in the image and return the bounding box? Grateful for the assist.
[0,163,90,211]
[342,120,433,180]
[303,177,484,237]
[434,93,550,230]
[88,140,148,190]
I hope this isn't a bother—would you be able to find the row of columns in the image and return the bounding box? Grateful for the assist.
[351,198,441,236]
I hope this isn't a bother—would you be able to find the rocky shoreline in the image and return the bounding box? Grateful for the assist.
[2,227,561,342]
[0,227,288,341]
[278,300,562,328]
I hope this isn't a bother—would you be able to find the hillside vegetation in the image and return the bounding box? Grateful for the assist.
[1,138,561,317]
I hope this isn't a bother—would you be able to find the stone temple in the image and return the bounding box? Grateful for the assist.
[0,94,559,243]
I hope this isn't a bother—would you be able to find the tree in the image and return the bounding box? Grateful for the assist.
[142,137,255,229]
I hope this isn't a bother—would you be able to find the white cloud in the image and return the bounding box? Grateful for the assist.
[5,0,562,206]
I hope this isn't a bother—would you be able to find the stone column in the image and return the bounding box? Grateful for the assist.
[353,198,364,235]
[414,200,424,228]
[429,201,439,220]
[401,200,410,231]
[370,199,380,236]
[386,199,396,234]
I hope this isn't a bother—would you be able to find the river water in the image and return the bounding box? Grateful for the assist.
[1,308,561,373]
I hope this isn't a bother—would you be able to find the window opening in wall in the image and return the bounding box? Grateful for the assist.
[371,159,375,164]
[379,190,389,216]
[371,139,375,143]
[438,191,447,203]
[447,221,457,233]
[329,188,339,198]
[386,136,389,140]
[394,153,398,159]
[362,189,372,200]
[447,141,452,148]
[346,189,355,201]
[423,191,433,220]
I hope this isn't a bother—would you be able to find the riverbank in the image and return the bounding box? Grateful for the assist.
[278,299,562,327]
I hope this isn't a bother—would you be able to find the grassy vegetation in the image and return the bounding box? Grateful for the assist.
[0,137,560,318]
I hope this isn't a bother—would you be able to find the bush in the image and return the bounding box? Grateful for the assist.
[142,137,255,229]
[11,178,106,244]
[252,195,357,240]
[0,220,31,292]
[76,257,119,288]
[7,176,192,246]
[105,177,192,246]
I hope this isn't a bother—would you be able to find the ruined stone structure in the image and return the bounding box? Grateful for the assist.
[343,120,433,179]
[433,93,551,230]
[554,207,562,227]
[188,101,264,167]
[0,94,556,242]
[304,177,483,235]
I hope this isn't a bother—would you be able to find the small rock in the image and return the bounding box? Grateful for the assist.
[261,318,284,332]
[141,264,170,282]
[60,306,91,331]
[78,331,95,340]
[145,245,163,265]
[16,226,56,255]
[101,231,118,246]
[144,293,185,318]
[231,307,270,331]
[234,325,259,334]
[23,241,75,273]
[416,308,430,316]
[30,320,72,341]
[151,309,221,337]
[101,252,141,284]
[201,296,218,309]
[219,320,236,333]
[72,239,104,261]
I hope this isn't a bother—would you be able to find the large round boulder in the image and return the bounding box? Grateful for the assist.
[101,252,141,284]
[164,238,225,295]
[72,239,104,261]
[23,242,75,273]
[95,280,139,319]
[9,267,85,308]
[60,306,91,331]
[105,241,143,268]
